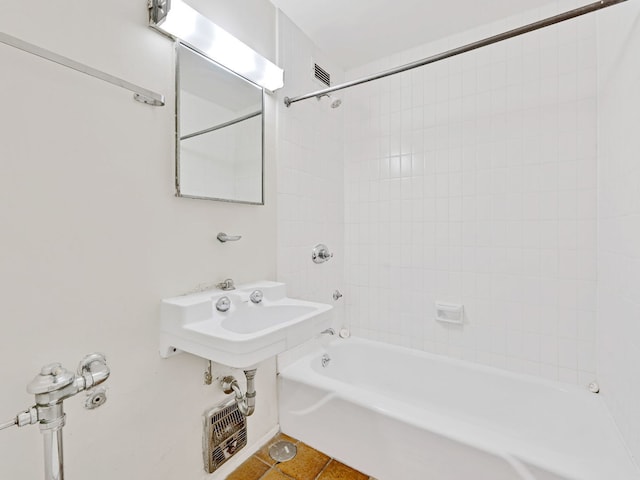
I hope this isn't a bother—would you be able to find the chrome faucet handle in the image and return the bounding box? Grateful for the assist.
[217,232,242,243]
[216,296,231,312]
[249,290,263,304]
[216,278,235,291]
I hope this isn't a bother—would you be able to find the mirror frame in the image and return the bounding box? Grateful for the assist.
[174,41,265,205]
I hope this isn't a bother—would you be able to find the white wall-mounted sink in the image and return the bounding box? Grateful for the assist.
[160,281,332,368]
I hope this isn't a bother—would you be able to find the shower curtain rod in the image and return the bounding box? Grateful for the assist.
[284,0,627,107]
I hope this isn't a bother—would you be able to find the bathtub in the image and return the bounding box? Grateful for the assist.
[278,337,639,480]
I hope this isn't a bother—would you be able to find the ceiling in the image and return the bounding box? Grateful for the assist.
[269,0,555,69]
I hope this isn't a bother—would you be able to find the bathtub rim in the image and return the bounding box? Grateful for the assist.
[281,335,591,395]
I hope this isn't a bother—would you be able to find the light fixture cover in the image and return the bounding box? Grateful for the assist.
[150,0,284,92]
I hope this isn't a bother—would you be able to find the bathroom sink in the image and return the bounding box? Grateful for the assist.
[220,305,317,334]
[160,281,332,368]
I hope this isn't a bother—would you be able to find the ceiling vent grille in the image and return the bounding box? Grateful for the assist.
[314,63,331,87]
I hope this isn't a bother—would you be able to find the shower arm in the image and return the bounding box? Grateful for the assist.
[284,0,627,108]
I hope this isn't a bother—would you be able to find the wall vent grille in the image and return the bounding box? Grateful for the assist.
[203,399,247,473]
[314,63,331,87]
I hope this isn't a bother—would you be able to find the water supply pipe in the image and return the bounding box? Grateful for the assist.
[221,369,257,417]
[0,418,17,430]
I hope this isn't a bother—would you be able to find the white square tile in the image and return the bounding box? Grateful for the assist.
[334,15,599,389]
[558,337,578,369]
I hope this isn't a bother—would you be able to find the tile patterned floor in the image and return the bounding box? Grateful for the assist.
[226,432,374,480]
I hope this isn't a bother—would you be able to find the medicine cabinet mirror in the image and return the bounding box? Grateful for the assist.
[176,43,264,204]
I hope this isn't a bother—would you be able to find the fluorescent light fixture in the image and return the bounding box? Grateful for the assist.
[149,0,284,92]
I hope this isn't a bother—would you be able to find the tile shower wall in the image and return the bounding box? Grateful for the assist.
[597,0,640,462]
[344,2,598,383]
[276,13,345,325]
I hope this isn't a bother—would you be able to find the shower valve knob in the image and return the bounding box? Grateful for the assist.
[312,244,333,264]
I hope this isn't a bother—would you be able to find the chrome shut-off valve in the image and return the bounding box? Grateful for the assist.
[0,353,110,480]
[24,353,110,411]
[0,355,110,428]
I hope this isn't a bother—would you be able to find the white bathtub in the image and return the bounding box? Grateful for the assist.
[278,337,639,480]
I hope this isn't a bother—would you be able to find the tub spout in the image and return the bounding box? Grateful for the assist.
[321,328,335,336]
[221,369,257,417]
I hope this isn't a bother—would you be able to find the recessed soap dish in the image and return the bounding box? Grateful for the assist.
[435,302,464,325]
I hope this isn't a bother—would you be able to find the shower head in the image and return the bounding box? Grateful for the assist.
[316,93,342,109]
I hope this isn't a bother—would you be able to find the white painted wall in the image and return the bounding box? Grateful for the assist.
[343,2,598,384]
[276,13,346,329]
[597,0,640,463]
[0,1,279,478]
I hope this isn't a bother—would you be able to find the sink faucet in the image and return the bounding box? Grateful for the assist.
[216,278,235,291]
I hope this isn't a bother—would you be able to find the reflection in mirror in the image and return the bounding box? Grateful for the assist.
[177,43,264,204]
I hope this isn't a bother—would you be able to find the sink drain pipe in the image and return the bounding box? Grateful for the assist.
[221,369,257,417]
